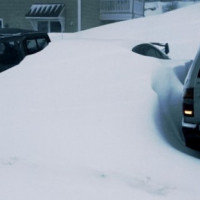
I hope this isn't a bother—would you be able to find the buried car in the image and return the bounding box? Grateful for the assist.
[182,46,200,150]
[0,28,50,72]
[132,42,170,60]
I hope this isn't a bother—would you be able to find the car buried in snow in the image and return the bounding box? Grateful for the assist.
[132,42,170,60]
[0,28,50,72]
[182,46,200,150]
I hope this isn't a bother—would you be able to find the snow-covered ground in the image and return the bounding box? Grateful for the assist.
[0,3,200,200]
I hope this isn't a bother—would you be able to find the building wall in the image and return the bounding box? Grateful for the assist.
[81,0,103,30]
[0,0,103,32]
[65,0,78,32]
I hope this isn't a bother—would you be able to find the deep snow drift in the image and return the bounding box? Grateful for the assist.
[0,4,200,200]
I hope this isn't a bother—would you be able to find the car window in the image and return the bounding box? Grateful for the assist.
[26,39,38,54]
[37,38,48,50]
[132,45,146,55]
[132,43,169,60]
[154,48,163,58]
[0,43,6,65]
[0,40,23,66]
[145,46,162,58]
[197,69,200,78]
[0,43,5,55]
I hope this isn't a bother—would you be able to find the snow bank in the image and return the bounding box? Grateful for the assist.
[0,3,200,200]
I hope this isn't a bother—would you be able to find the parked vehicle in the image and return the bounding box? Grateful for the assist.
[182,46,200,150]
[132,42,170,60]
[0,28,50,72]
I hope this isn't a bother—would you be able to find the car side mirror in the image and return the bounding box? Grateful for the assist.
[165,43,169,54]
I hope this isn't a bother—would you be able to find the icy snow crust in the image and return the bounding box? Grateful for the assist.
[0,4,200,200]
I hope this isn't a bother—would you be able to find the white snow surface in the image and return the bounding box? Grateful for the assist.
[1,4,200,200]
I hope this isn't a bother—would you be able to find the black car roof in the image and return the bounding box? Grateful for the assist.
[0,28,38,37]
[0,28,37,34]
[0,28,50,42]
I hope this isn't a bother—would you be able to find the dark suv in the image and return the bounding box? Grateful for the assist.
[0,28,50,72]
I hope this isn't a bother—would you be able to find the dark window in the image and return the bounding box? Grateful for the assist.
[145,47,162,59]
[197,70,200,78]
[132,45,146,55]
[26,39,38,54]
[0,43,5,55]
[50,21,61,32]
[38,21,48,32]
[0,41,22,66]
[37,38,48,50]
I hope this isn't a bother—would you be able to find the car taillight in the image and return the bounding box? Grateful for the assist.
[183,88,194,99]
[183,103,194,116]
[183,88,194,117]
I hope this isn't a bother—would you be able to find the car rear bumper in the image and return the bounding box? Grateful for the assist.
[182,121,200,150]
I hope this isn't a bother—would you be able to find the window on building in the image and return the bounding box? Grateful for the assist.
[50,21,62,32]
[38,21,49,33]
[37,21,62,33]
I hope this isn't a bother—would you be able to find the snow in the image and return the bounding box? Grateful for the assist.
[1,3,200,200]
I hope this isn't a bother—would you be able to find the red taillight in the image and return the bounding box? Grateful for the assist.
[183,88,194,99]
